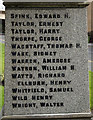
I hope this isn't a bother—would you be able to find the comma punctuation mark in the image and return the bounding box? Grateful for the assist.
[43,47,45,49]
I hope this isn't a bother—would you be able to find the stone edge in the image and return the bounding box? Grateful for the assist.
[3,2,89,8]
[1,113,92,120]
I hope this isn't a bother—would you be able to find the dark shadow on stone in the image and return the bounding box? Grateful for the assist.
[2,80,4,86]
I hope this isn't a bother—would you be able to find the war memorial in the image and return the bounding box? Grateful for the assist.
[1,0,92,120]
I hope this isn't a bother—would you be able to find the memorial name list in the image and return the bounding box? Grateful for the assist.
[4,8,89,115]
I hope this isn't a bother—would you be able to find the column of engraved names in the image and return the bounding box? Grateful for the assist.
[9,11,81,110]
[33,12,75,108]
[10,13,41,109]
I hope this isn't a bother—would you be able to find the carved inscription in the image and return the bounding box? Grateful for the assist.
[9,10,82,112]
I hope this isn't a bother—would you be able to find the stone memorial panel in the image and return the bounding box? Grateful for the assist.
[2,1,91,120]
[4,7,89,115]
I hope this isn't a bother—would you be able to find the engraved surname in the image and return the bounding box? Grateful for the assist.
[11,59,37,64]
[11,21,34,27]
[11,14,31,19]
[12,66,37,71]
[11,29,34,34]
[12,103,36,108]
[12,88,45,93]
[11,36,35,42]
[12,74,33,79]
[18,81,45,86]
[12,96,27,101]
[11,51,29,56]
[11,44,44,49]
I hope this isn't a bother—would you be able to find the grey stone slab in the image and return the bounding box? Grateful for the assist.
[1,113,92,120]
[0,107,4,120]
[1,118,92,120]
[4,7,90,116]
[3,0,87,3]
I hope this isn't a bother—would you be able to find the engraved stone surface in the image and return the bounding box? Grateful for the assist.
[4,7,90,116]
